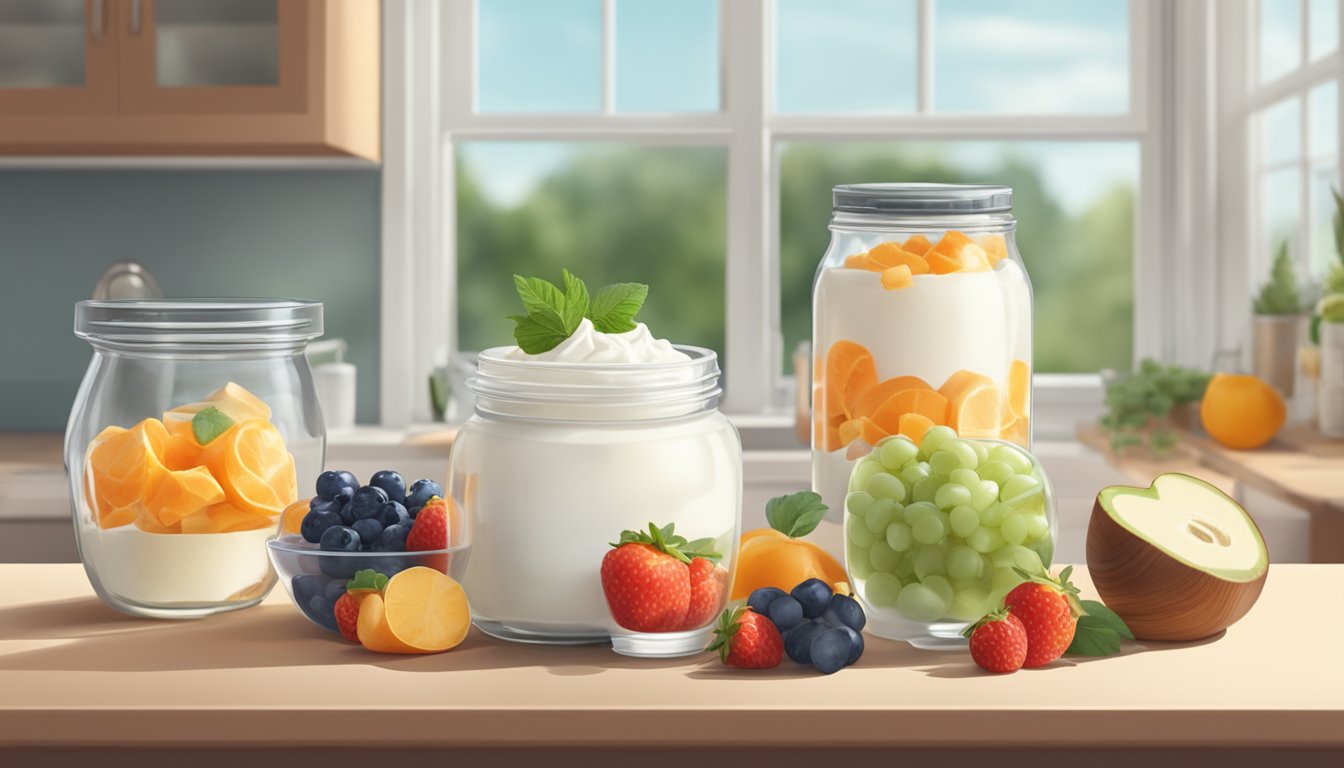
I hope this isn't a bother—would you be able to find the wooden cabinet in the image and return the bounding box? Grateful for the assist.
[0,0,379,160]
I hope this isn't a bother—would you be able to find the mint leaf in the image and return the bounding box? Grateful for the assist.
[508,313,570,354]
[191,406,235,445]
[507,271,592,353]
[589,282,649,333]
[765,491,829,538]
[1077,599,1134,640]
[512,275,566,317]
[1065,601,1133,657]
[561,269,589,334]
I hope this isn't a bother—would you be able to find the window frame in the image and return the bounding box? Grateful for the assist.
[381,0,1173,436]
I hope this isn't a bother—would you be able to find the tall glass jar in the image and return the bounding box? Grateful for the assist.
[812,184,1033,516]
[67,299,325,618]
[451,347,742,658]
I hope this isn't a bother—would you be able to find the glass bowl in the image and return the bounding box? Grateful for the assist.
[267,535,470,634]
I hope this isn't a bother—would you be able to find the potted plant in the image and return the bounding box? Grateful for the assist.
[1320,295,1344,437]
[1100,359,1211,455]
[1251,241,1305,396]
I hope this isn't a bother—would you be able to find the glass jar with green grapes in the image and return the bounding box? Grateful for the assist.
[843,426,1056,649]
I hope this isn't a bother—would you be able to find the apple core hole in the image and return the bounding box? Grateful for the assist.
[1188,519,1231,547]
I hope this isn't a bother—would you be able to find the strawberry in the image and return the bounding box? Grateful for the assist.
[1004,566,1083,668]
[406,497,450,571]
[680,557,728,630]
[964,608,1028,673]
[708,606,783,669]
[333,570,389,644]
[600,523,721,633]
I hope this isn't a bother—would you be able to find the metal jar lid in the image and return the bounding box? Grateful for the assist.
[832,183,1013,214]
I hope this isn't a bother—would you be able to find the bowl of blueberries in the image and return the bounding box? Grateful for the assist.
[268,468,470,634]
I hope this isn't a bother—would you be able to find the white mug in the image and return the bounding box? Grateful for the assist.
[313,362,357,432]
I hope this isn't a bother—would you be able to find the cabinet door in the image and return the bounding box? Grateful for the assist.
[0,0,119,114]
[118,0,311,114]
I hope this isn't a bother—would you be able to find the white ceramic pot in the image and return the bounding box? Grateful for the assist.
[1319,322,1344,438]
[1253,314,1304,397]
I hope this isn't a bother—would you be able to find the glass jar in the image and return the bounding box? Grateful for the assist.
[844,435,1057,648]
[451,347,741,657]
[811,184,1033,517]
[67,299,325,619]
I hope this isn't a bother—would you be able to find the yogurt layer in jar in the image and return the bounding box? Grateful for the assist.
[451,309,742,656]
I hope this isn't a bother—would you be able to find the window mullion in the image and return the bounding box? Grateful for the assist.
[917,0,933,113]
[602,0,615,114]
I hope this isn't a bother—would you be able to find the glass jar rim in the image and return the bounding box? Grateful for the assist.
[75,298,323,345]
[832,183,1013,215]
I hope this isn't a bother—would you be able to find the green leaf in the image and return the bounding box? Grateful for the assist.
[560,269,589,334]
[1077,599,1134,640]
[608,521,720,562]
[346,569,389,593]
[508,313,570,354]
[1066,620,1124,657]
[512,274,566,317]
[191,406,234,445]
[588,282,649,333]
[764,491,829,539]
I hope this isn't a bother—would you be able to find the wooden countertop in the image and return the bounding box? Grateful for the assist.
[0,563,1340,758]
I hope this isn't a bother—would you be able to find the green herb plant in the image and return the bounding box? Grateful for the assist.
[1100,359,1211,453]
[1252,241,1303,315]
[507,269,649,354]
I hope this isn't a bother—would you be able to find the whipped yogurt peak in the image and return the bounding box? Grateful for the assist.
[503,317,690,363]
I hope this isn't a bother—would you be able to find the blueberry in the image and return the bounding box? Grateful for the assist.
[300,508,345,544]
[809,627,853,675]
[791,578,833,619]
[838,625,864,666]
[315,470,358,501]
[347,486,389,521]
[376,500,410,528]
[747,587,788,615]
[766,595,804,631]
[405,478,444,513]
[323,578,349,603]
[369,470,407,502]
[292,575,339,632]
[821,594,866,632]
[375,523,410,552]
[783,620,827,665]
[319,525,361,552]
[351,517,384,547]
[338,499,357,525]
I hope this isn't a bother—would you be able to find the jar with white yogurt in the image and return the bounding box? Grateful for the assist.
[451,319,742,656]
[811,184,1033,515]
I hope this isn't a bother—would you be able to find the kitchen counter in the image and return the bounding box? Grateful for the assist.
[0,564,1340,765]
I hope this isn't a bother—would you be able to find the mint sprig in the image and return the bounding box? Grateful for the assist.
[765,491,829,539]
[507,270,649,353]
[610,522,721,564]
[191,406,234,445]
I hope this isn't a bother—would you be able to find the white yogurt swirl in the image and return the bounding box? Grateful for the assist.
[503,317,690,363]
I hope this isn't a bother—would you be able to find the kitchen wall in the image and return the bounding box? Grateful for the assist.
[0,169,381,430]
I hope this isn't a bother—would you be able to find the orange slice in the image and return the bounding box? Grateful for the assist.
[841,355,878,418]
[902,234,933,255]
[822,340,873,418]
[1000,415,1029,447]
[978,234,1008,265]
[136,504,181,534]
[839,416,887,448]
[1006,359,1031,420]
[89,419,170,513]
[928,231,992,273]
[358,567,471,654]
[868,243,930,274]
[852,376,933,419]
[161,433,203,472]
[843,254,879,271]
[145,465,226,527]
[880,265,915,291]
[870,389,950,435]
[200,419,297,518]
[939,371,1001,437]
[897,412,936,443]
[280,499,309,535]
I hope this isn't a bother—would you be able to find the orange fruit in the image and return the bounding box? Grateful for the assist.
[730,530,848,601]
[357,567,471,654]
[902,234,933,255]
[280,499,310,535]
[843,253,876,270]
[870,388,950,435]
[89,419,170,513]
[839,416,888,448]
[144,465,226,526]
[867,243,930,274]
[1000,415,1029,447]
[841,355,878,418]
[939,371,1002,437]
[897,412,936,443]
[200,419,297,518]
[880,265,914,290]
[1006,359,1031,420]
[852,376,933,419]
[977,234,1008,264]
[1200,373,1285,450]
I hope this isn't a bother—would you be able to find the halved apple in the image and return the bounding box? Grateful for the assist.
[1087,473,1268,641]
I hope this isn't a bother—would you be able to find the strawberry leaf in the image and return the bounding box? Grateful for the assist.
[765,491,829,538]
[1077,599,1133,640]
[345,569,389,593]
[707,605,746,663]
[1066,618,1124,657]
[609,522,721,562]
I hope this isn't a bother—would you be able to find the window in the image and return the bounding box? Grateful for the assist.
[382,0,1158,425]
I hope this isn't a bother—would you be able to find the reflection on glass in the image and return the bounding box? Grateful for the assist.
[0,0,84,87]
[1260,166,1302,280]
[1261,97,1302,166]
[155,0,278,87]
[1260,0,1302,83]
[1310,0,1339,60]
[478,0,602,112]
[614,0,718,112]
[774,0,916,113]
[1309,81,1338,159]
[1311,163,1340,276]
[455,143,727,355]
[778,141,1139,373]
[934,0,1129,114]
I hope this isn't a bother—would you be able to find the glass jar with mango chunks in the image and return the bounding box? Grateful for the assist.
[68,299,325,618]
[811,184,1032,518]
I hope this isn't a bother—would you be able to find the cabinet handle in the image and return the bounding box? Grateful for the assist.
[90,0,105,41]
[129,0,142,35]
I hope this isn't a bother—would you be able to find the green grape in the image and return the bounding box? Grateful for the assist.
[895,551,917,580]
[847,514,877,547]
[913,544,947,579]
[992,545,1026,569]
[1000,513,1029,546]
[886,521,914,551]
[903,501,940,524]
[919,425,957,458]
[969,440,990,466]
[865,472,907,503]
[934,483,972,510]
[944,439,980,470]
[878,436,919,470]
[977,459,1015,485]
[847,545,874,579]
[946,545,981,581]
[979,501,1009,527]
[988,444,1033,474]
[948,587,991,621]
[968,526,1006,553]
[979,553,995,579]
[849,459,884,492]
[845,491,875,517]
[948,468,979,489]
[899,462,931,487]
[928,450,960,476]
[864,572,902,607]
[922,575,954,611]
[1025,513,1049,540]
[896,582,948,622]
[969,479,1000,511]
[1026,536,1055,568]
[949,505,980,538]
[912,476,940,504]
[1014,546,1044,575]
[864,498,897,533]
[1000,474,1043,505]
[912,514,945,545]
[990,565,1025,594]
[870,541,901,572]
